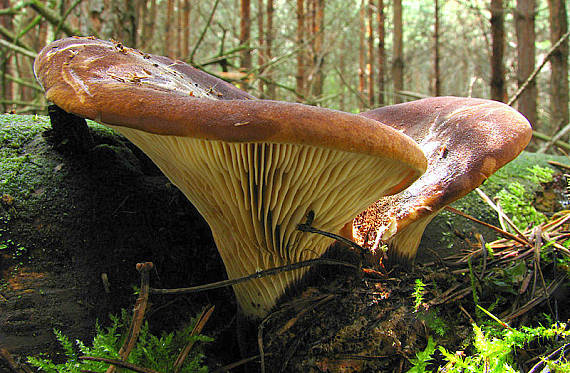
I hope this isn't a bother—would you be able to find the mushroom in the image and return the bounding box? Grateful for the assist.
[348,97,532,262]
[34,37,427,319]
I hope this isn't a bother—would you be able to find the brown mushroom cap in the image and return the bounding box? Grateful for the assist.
[34,37,427,319]
[351,97,532,262]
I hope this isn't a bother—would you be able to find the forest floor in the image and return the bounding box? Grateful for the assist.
[0,114,569,372]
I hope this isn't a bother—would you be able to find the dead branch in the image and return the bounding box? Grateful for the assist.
[173,305,215,373]
[0,39,37,59]
[508,29,570,107]
[28,0,81,37]
[106,262,153,373]
[149,258,358,295]
[79,356,162,373]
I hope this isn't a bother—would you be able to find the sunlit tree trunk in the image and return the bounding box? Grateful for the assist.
[0,0,13,111]
[432,0,441,96]
[240,0,252,71]
[311,0,325,99]
[367,0,375,106]
[547,0,568,134]
[265,0,275,98]
[258,0,265,95]
[181,0,190,60]
[490,0,505,102]
[296,0,306,100]
[515,0,537,127]
[392,0,404,103]
[164,0,175,57]
[358,0,366,110]
[377,0,385,105]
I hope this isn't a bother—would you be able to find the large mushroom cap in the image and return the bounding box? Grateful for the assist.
[351,97,533,262]
[34,37,427,319]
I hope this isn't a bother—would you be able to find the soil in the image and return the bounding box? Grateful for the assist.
[0,114,568,372]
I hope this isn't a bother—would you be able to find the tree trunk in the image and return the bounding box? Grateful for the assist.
[392,0,404,104]
[377,0,385,105]
[265,0,275,98]
[358,0,366,110]
[547,0,569,135]
[433,0,441,96]
[367,0,375,106]
[165,0,175,57]
[490,0,506,102]
[312,0,325,99]
[258,0,265,95]
[515,0,537,127]
[296,0,306,100]
[181,0,190,60]
[240,0,252,71]
[0,0,13,112]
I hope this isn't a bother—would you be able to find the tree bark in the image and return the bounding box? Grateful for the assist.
[367,0,375,106]
[258,0,265,95]
[311,0,325,99]
[265,0,275,98]
[547,0,569,135]
[181,0,190,60]
[433,0,441,96]
[296,0,306,100]
[164,0,175,57]
[377,0,385,105]
[515,0,537,127]
[240,0,252,71]
[490,0,506,102]
[392,0,404,103]
[358,0,366,110]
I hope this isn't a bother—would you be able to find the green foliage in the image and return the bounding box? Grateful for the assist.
[413,279,426,312]
[495,166,555,231]
[405,321,569,373]
[27,310,212,373]
[406,336,437,373]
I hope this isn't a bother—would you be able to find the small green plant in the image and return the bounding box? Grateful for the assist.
[406,336,437,373]
[405,317,569,372]
[27,310,212,373]
[413,279,426,312]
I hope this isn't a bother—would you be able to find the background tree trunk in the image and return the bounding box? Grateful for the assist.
[367,0,375,106]
[258,0,265,95]
[515,0,537,127]
[240,0,252,71]
[377,0,385,105]
[490,0,505,102]
[265,0,275,98]
[181,0,190,60]
[358,0,366,110]
[165,0,175,57]
[432,0,440,96]
[547,0,568,135]
[296,0,306,100]
[392,0,404,103]
[311,0,325,99]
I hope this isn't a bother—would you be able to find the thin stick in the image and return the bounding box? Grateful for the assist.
[173,305,215,373]
[0,39,37,59]
[444,206,530,247]
[106,262,153,373]
[149,258,358,295]
[297,221,367,254]
[211,354,268,373]
[537,120,570,154]
[532,130,570,152]
[475,188,527,238]
[508,29,570,107]
[79,357,162,373]
[189,0,220,64]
